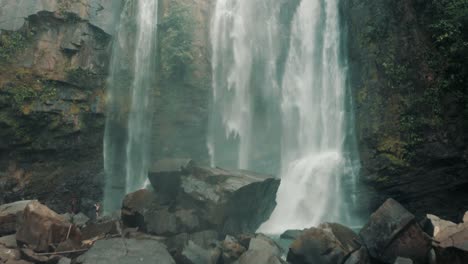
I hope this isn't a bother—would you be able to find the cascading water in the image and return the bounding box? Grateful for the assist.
[208,0,283,173]
[103,0,158,212]
[210,0,360,232]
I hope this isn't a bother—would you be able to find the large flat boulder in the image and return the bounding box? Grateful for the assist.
[76,238,175,264]
[234,234,285,264]
[0,201,35,236]
[16,201,81,252]
[359,198,431,263]
[287,223,362,264]
[123,160,280,235]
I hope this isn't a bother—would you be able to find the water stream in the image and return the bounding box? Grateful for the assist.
[103,0,158,212]
[209,0,360,232]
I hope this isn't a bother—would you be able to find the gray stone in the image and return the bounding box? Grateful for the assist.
[181,241,220,264]
[72,213,90,227]
[0,234,17,249]
[394,257,413,264]
[77,238,175,264]
[58,257,72,264]
[344,247,371,264]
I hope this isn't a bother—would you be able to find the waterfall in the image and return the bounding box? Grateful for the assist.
[210,0,360,232]
[103,0,158,212]
[208,0,283,173]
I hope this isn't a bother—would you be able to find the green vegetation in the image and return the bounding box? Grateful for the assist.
[10,83,57,108]
[428,0,468,108]
[0,31,27,62]
[159,2,194,81]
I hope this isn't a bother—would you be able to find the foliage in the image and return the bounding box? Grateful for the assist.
[0,31,27,62]
[428,0,468,101]
[159,2,194,81]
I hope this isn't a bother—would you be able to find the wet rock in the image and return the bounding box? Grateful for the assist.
[280,229,302,240]
[76,238,175,264]
[16,201,81,252]
[0,234,17,249]
[0,201,34,236]
[126,160,280,235]
[359,198,431,263]
[287,223,361,264]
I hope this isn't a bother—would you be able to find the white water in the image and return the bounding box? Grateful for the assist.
[210,0,360,232]
[208,0,282,171]
[103,0,158,211]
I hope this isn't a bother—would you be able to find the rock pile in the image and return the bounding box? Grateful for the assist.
[0,160,467,264]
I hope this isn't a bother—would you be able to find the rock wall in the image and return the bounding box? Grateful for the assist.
[346,0,468,220]
[150,0,215,164]
[0,2,120,215]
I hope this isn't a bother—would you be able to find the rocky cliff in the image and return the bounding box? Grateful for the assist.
[0,0,121,215]
[346,0,468,220]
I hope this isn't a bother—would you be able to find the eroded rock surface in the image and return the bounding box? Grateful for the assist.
[123,160,280,235]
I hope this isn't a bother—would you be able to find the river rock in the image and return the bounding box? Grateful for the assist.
[344,247,371,264]
[16,201,81,252]
[123,160,280,235]
[0,200,34,236]
[287,223,361,264]
[76,238,175,264]
[280,229,303,240]
[359,198,431,263]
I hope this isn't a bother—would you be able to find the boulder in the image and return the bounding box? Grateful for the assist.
[0,201,35,236]
[76,238,175,264]
[221,235,246,263]
[427,212,468,251]
[234,234,285,264]
[16,201,81,252]
[124,160,280,235]
[280,229,303,240]
[80,218,120,240]
[166,230,221,264]
[0,245,32,264]
[359,198,431,263]
[427,212,468,264]
[287,223,361,264]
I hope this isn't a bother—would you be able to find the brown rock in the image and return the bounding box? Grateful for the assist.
[0,201,35,236]
[359,198,431,263]
[16,201,81,252]
[288,223,361,264]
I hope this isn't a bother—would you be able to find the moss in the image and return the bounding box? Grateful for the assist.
[159,2,194,81]
[0,31,28,62]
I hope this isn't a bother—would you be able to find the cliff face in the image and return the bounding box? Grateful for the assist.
[151,0,214,164]
[346,0,468,220]
[0,1,120,215]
